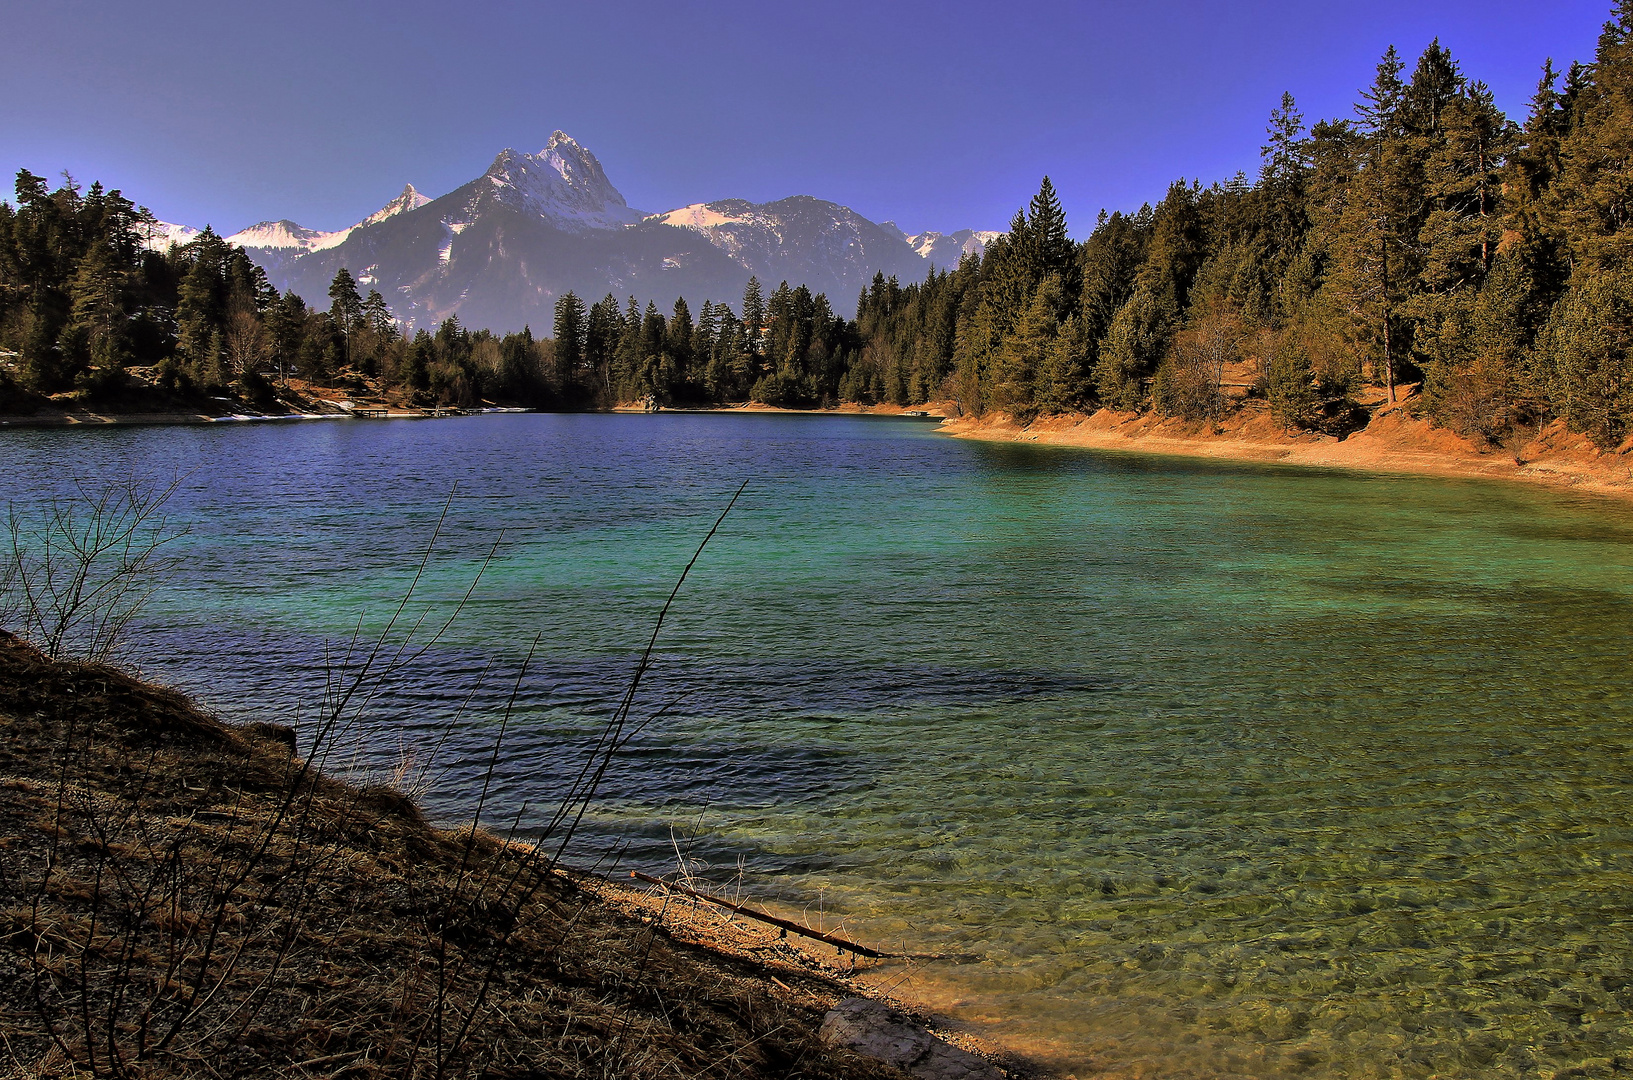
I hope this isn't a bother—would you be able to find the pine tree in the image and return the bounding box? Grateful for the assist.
[1079,210,1147,359]
[553,291,587,386]
[951,295,1000,416]
[1511,60,1568,205]
[1257,92,1311,307]
[711,302,746,400]
[585,294,620,398]
[362,290,394,336]
[1034,314,1088,415]
[741,276,765,339]
[1135,181,1207,319]
[328,268,363,367]
[403,329,433,393]
[1554,0,1633,274]
[174,229,230,386]
[64,242,130,385]
[265,291,306,383]
[1095,288,1164,410]
[1027,177,1075,290]
[1266,335,1319,429]
[327,267,362,331]
[1403,40,1464,138]
[668,296,694,397]
[990,277,1061,420]
[1327,46,1422,402]
[640,301,668,400]
[1542,267,1633,447]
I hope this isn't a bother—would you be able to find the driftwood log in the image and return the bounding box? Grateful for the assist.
[630,870,950,960]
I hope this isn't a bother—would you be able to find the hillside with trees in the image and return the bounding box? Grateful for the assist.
[853,2,1633,453]
[6,1,1633,449]
[0,174,862,416]
[0,181,573,416]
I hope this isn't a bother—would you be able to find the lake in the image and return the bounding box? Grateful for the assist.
[5,412,1631,1079]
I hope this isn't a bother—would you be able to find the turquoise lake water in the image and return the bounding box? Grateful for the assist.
[4,412,1631,1078]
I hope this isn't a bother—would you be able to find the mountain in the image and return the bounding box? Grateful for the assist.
[361,184,430,227]
[268,139,747,333]
[142,221,199,252]
[225,220,350,273]
[480,133,646,231]
[884,223,1002,266]
[191,131,992,329]
[645,196,931,307]
[224,185,430,273]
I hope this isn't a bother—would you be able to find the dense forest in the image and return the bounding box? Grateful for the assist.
[848,0,1633,450]
[0,174,860,413]
[5,2,1633,446]
[0,191,567,412]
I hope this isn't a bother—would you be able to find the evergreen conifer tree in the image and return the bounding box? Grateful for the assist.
[553,291,587,386]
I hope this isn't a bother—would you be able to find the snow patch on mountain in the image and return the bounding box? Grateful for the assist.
[438,218,472,267]
[646,200,785,263]
[649,202,759,231]
[483,131,645,231]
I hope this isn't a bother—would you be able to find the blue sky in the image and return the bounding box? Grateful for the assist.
[0,0,1610,238]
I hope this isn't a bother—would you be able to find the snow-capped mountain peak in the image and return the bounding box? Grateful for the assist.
[476,131,643,230]
[224,186,434,270]
[363,184,430,227]
[482,132,645,231]
[650,196,933,282]
[227,219,350,254]
[883,221,1000,265]
[141,220,200,252]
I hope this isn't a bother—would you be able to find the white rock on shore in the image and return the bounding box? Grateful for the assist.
[819,998,1004,1080]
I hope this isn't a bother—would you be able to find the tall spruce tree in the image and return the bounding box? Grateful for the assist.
[1329,47,1419,401]
[1027,177,1076,294]
[553,291,587,386]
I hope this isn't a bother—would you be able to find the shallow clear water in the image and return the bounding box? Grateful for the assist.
[4,413,1631,1078]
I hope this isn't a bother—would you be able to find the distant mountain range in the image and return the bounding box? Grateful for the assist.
[150,132,999,330]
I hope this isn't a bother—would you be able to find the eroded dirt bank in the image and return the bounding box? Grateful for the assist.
[941,391,1633,502]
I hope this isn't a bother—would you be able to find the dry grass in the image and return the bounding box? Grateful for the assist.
[0,631,911,1080]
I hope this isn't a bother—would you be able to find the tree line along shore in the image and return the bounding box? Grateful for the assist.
[6,4,1633,464]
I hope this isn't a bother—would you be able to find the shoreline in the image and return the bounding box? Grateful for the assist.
[16,390,1631,508]
[611,400,948,418]
[0,631,1051,1079]
[0,395,942,427]
[0,405,522,428]
[590,874,1053,1078]
[939,393,1633,504]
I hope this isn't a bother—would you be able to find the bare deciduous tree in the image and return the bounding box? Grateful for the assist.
[1,477,187,662]
[223,302,267,377]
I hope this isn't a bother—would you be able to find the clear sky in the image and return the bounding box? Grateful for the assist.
[0,0,1611,238]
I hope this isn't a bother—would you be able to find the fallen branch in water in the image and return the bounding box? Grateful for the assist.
[630,871,952,961]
